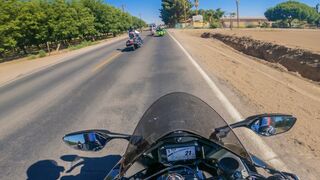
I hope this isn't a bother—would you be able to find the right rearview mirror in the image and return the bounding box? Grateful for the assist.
[250,115,297,137]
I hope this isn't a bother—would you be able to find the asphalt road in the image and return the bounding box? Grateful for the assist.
[0,33,282,179]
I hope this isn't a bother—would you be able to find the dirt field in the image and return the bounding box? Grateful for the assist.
[189,28,320,53]
[170,29,320,179]
[201,32,320,82]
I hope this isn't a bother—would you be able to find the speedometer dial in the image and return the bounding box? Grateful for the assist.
[166,146,196,161]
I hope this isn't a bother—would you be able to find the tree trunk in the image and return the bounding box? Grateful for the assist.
[288,19,292,28]
[46,42,51,55]
[56,43,61,51]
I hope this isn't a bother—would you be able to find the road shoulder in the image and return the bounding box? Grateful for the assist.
[0,35,127,87]
[169,29,320,180]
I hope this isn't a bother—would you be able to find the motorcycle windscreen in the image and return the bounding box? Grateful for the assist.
[122,92,251,170]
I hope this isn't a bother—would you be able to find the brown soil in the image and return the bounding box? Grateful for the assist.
[170,29,320,179]
[201,32,320,82]
[191,28,320,53]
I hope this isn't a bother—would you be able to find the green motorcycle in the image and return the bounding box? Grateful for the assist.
[156,28,166,36]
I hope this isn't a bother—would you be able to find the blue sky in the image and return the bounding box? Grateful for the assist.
[106,0,319,23]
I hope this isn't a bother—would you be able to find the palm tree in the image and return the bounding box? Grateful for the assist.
[194,0,199,15]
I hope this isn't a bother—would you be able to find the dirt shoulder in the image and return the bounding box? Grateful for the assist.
[170,29,320,179]
[0,35,127,86]
[188,28,320,53]
[201,32,320,82]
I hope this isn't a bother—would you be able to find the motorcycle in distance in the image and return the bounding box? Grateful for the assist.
[156,27,166,37]
[126,31,142,51]
[150,25,156,36]
[151,28,156,36]
[63,92,299,180]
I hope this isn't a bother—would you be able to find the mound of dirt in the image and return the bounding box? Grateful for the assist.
[202,32,320,82]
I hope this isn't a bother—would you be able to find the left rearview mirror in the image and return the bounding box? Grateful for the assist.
[250,115,297,137]
[63,130,131,152]
[63,131,110,152]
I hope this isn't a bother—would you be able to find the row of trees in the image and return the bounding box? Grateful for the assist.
[0,0,146,59]
[160,0,193,27]
[265,1,320,28]
[160,0,224,28]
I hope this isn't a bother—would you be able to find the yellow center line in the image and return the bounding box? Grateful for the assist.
[92,51,122,73]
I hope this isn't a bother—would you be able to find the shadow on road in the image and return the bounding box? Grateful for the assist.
[26,160,64,180]
[26,154,121,180]
[120,47,133,52]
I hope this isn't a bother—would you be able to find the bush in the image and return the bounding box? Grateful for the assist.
[291,19,308,28]
[210,20,222,29]
[68,41,94,50]
[245,24,257,28]
[260,22,270,28]
[27,55,37,60]
[272,20,290,28]
[38,50,46,57]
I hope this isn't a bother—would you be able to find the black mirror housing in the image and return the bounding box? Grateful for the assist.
[228,114,297,137]
[63,130,110,152]
[63,129,131,152]
[249,114,296,137]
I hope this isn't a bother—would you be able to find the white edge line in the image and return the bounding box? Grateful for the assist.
[168,31,289,171]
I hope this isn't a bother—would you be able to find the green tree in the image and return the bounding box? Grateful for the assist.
[190,8,224,28]
[195,8,224,23]
[0,0,146,58]
[265,1,320,27]
[0,0,21,56]
[15,0,48,53]
[70,0,96,40]
[160,0,192,27]
[47,0,79,50]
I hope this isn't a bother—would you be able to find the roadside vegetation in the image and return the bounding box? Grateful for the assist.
[160,0,319,29]
[0,0,146,62]
[191,9,225,28]
[160,0,224,28]
[265,1,320,28]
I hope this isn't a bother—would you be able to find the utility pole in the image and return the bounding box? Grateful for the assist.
[236,0,240,28]
[184,0,187,23]
[121,4,126,12]
[194,0,199,15]
[230,12,236,30]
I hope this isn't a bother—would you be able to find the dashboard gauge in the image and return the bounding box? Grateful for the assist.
[166,146,196,161]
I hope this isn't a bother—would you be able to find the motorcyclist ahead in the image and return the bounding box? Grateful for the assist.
[128,27,143,43]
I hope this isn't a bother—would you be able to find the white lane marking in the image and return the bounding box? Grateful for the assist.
[168,31,289,170]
